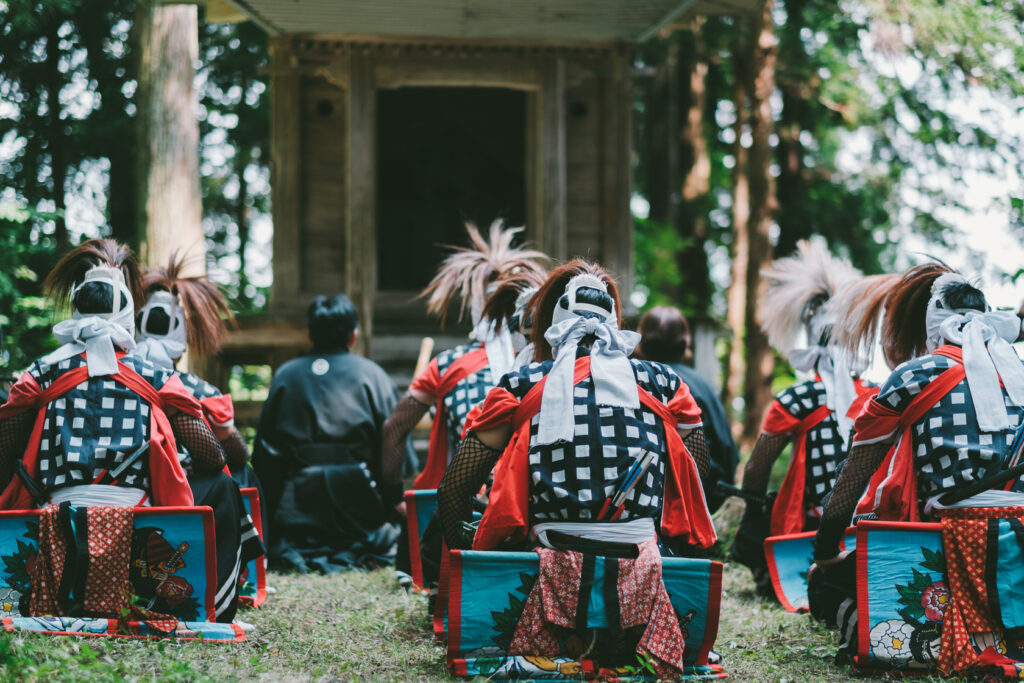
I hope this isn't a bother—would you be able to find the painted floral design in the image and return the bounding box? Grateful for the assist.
[920,582,949,622]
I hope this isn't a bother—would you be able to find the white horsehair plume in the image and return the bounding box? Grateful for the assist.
[420,220,547,326]
[756,237,861,356]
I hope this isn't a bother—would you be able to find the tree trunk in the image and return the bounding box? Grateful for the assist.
[45,26,69,253]
[134,1,204,273]
[235,144,251,309]
[740,0,778,447]
[677,21,712,316]
[724,36,750,434]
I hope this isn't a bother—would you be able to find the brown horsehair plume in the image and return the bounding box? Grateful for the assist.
[828,273,902,366]
[480,268,547,332]
[756,238,861,356]
[44,238,144,313]
[881,262,954,367]
[143,250,234,358]
[420,220,547,326]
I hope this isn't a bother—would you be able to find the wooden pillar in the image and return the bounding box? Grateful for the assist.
[134,1,204,273]
[346,50,377,355]
[536,56,567,261]
[601,48,635,309]
[269,36,302,314]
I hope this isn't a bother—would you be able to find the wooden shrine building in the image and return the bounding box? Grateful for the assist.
[200,0,758,392]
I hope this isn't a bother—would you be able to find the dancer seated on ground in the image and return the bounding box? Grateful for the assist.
[252,294,412,572]
[809,264,1024,673]
[636,305,738,513]
[133,253,265,622]
[437,260,716,678]
[0,240,233,620]
[732,241,876,593]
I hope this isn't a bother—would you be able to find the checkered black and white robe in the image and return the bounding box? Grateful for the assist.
[873,352,1024,500]
[497,357,700,524]
[28,354,173,494]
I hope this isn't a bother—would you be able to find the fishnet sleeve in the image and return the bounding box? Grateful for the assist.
[813,439,891,560]
[437,432,502,549]
[221,429,250,469]
[742,432,792,496]
[682,427,710,481]
[170,413,226,473]
[0,412,34,490]
[381,394,430,487]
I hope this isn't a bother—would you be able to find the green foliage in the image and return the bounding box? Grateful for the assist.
[632,217,691,313]
[894,547,946,622]
[0,205,59,373]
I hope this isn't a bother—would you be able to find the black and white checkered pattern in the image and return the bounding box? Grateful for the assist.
[436,343,495,462]
[28,354,171,493]
[776,380,846,506]
[876,353,1024,498]
[499,356,685,523]
[177,370,221,401]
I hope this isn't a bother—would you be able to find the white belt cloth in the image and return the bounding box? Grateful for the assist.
[49,484,149,507]
[531,517,656,549]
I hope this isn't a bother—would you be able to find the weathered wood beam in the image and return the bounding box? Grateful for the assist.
[346,51,377,355]
[268,35,302,313]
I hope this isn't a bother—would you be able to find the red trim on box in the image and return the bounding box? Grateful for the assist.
[452,659,468,676]
[856,520,942,533]
[405,490,425,590]
[696,560,724,666]
[2,618,244,642]
[764,530,816,613]
[238,487,267,608]
[856,525,871,666]
[446,549,464,668]
[433,542,451,642]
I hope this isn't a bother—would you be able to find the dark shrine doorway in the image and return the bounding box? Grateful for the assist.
[376,87,527,293]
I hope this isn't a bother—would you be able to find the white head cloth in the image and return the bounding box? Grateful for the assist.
[536,274,641,446]
[924,274,1024,432]
[510,285,539,370]
[470,317,516,383]
[44,265,136,377]
[131,290,187,370]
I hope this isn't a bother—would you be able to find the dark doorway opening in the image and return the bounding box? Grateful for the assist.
[376,87,527,292]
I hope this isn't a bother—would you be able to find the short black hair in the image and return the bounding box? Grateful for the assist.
[307,294,358,352]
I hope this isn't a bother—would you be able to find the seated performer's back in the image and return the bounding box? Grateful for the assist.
[253,294,410,571]
[437,260,716,678]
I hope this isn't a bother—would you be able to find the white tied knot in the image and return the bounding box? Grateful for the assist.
[131,290,187,370]
[536,274,640,446]
[925,307,1024,432]
[45,266,136,377]
[788,344,862,448]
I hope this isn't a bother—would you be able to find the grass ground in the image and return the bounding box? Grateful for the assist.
[0,562,968,682]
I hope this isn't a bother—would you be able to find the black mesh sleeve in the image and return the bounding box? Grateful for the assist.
[0,412,34,490]
[813,440,890,560]
[742,432,792,495]
[221,429,250,469]
[380,394,430,487]
[682,427,710,481]
[437,432,502,549]
[170,413,226,473]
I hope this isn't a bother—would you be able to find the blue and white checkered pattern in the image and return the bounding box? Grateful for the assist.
[776,380,846,505]
[499,356,685,523]
[436,343,495,463]
[177,371,221,401]
[29,354,171,492]
[876,353,1024,499]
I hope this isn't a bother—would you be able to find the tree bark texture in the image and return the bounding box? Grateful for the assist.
[134,2,205,274]
[740,0,779,447]
[46,26,69,253]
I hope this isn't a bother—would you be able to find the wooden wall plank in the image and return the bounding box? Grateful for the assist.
[538,55,567,260]
[269,36,303,314]
[346,51,377,355]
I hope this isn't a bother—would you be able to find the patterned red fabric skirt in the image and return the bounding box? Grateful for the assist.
[508,539,685,678]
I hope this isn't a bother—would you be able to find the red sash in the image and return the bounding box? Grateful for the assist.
[0,358,198,509]
[853,346,967,521]
[472,357,716,550]
[413,347,490,490]
[769,380,879,536]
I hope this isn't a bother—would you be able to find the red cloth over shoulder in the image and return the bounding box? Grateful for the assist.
[408,358,442,400]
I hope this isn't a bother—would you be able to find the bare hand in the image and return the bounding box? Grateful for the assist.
[394,501,407,518]
[807,549,851,582]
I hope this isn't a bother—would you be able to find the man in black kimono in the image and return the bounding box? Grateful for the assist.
[253,294,414,572]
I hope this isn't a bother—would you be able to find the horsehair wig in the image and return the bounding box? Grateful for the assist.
[829,272,902,361]
[420,220,548,326]
[881,262,954,366]
[45,238,144,313]
[756,238,861,355]
[480,267,547,332]
[143,250,234,357]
